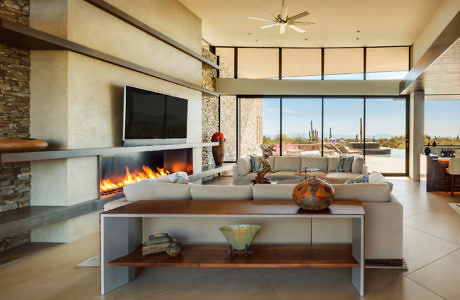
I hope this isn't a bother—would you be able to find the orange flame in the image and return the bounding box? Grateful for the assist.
[100,165,170,193]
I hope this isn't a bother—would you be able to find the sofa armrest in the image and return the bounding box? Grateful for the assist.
[362,164,368,175]
[232,165,239,185]
[363,194,403,259]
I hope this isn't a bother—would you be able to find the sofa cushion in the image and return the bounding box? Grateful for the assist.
[326,172,362,184]
[190,185,253,200]
[301,156,328,172]
[269,171,301,181]
[273,156,301,172]
[368,171,394,191]
[253,184,297,200]
[237,157,252,176]
[124,182,191,201]
[328,157,340,172]
[333,183,391,202]
[352,157,364,174]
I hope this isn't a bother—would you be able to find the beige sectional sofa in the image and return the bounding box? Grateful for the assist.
[233,155,368,185]
[105,178,402,262]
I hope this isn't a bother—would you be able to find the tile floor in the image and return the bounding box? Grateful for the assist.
[0,177,459,299]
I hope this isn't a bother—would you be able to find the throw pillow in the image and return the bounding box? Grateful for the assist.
[351,157,364,174]
[250,156,264,173]
[344,179,356,184]
[337,156,354,172]
[353,174,369,183]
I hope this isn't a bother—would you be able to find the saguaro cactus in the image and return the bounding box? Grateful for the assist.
[359,118,363,143]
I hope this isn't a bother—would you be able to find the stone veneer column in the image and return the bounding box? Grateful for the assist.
[0,0,31,252]
[409,90,424,181]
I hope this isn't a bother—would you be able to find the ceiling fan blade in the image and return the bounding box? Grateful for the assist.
[290,21,315,25]
[257,7,276,19]
[281,5,289,21]
[248,16,275,22]
[289,25,305,33]
[288,11,310,21]
[260,23,279,29]
[280,24,286,34]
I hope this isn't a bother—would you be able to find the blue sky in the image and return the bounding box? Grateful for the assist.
[263,98,460,138]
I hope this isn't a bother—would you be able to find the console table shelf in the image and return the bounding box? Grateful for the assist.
[0,142,218,164]
[109,244,359,268]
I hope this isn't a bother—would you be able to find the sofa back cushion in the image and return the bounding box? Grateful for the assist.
[368,171,394,191]
[327,157,340,172]
[301,156,328,172]
[124,182,191,202]
[273,156,301,172]
[237,157,252,175]
[333,183,390,202]
[351,156,364,174]
[191,185,253,200]
[253,184,297,200]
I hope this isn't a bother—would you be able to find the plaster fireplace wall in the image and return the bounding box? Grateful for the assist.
[29,0,203,242]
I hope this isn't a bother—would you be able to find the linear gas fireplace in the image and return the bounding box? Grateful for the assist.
[99,149,193,198]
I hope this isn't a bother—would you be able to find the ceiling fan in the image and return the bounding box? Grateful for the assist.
[248,0,315,34]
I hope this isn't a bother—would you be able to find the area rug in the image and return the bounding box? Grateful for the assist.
[448,203,460,215]
[78,255,99,268]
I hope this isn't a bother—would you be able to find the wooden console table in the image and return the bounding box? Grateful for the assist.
[100,200,365,296]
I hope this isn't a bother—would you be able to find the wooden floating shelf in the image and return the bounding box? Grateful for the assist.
[0,142,218,164]
[109,244,359,268]
[0,18,219,97]
[84,0,219,70]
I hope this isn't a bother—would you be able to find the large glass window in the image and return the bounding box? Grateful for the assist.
[365,98,407,173]
[237,48,279,79]
[324,48,364,80]
[239,98,264,156]
[366,47,409,79]
[282,98,322,155]
[261,98,281,155]
[425,100,460,145]
[216,47,234,78]
[323,98,364,157]
[282,49,321,80]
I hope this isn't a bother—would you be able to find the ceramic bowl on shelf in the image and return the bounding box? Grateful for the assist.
[219,224,261,251]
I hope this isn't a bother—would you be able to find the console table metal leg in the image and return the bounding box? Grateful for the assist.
[351,216,365,296]
[100,216,142,295]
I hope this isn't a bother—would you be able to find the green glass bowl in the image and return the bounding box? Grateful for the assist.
[219,224,262,251]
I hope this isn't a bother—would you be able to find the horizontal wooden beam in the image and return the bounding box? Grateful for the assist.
[0,142,218,164]
[0,18,219,97]
[84,0,219,70]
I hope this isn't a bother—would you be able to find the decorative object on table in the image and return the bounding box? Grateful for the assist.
[141,233,172,256]
[211,132,225,166]
[219,224,261,254]
[0,138,48,152]
[292,177,335,211]
[253,144,274,184]
[424,146,431,155]
[166,239,184,257]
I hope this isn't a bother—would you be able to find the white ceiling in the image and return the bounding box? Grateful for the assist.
[179,0,444,47]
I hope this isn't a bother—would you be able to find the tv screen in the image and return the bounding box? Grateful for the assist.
[123,86,187,144]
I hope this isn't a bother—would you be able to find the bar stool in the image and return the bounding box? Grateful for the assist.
[446,158,460,196]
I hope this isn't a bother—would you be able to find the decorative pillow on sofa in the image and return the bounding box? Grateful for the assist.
[337,156,354,172]
[344,174,369,184]
[250,156,265,173]
[352,156,364,174]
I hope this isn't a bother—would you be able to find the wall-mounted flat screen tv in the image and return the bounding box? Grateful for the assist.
[123,85,188,146]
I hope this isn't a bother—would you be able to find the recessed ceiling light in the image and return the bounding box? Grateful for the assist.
[356,37,360,40]
[304,38,308,40]
[356,30,360,33]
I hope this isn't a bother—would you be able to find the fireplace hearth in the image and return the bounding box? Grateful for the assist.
[99,149,193,198]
